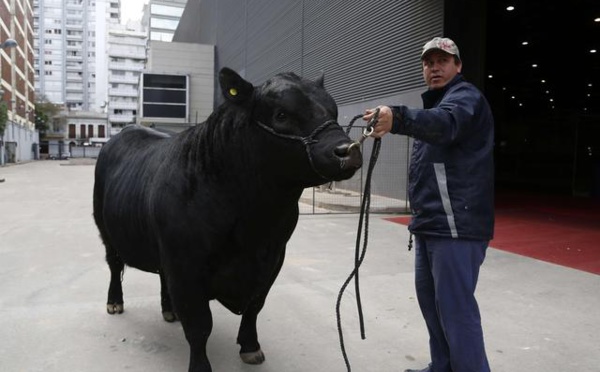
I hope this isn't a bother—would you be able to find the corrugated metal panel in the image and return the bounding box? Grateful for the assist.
[302,0,443,104]
[245,0,303,83]
[179,0,443,103]
[214,0,248,73]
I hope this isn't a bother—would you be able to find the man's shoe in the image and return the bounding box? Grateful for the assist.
[404,364,432,372]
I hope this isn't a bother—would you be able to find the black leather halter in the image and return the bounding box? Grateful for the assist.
[254,119,340,179]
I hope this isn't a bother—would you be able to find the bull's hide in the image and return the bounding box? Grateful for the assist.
[93,67,362,372]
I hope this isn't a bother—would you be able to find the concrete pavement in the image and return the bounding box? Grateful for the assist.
[1,160,599,372]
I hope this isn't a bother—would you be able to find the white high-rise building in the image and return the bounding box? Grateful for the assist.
[33,0,120,111]
[106,21,147,134]
[142,0,187,42]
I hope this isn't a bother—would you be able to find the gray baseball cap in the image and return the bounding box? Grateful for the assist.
[421,37,461,60]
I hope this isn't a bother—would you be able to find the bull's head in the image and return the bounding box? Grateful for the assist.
[219,68,362,188]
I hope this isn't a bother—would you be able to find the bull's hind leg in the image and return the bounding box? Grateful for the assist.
[106,247,125,314]
[160,272,178,322]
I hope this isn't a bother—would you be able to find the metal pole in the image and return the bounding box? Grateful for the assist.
[0,39,19,167]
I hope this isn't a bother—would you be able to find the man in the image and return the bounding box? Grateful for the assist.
[364,37,494,372]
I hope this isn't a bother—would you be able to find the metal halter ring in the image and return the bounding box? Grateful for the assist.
[348,108,379,151]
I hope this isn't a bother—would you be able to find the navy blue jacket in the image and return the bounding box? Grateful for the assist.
[390,74,494,240]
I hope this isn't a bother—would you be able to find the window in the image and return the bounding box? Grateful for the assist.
[142,74,188,119]
[151,18,180,30]
[150,4,184,17]
[69,124,76,138]
[150,31,173,42]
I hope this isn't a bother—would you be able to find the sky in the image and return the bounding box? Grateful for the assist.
[120,0,149,23]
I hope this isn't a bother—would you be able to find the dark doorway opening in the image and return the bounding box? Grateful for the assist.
[485,1,600,198]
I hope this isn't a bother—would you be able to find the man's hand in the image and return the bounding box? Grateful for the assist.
[364,105,393,138]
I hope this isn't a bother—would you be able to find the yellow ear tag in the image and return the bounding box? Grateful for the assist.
[229,88,238,96]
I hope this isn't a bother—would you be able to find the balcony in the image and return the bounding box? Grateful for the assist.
[66,43,82,51]
[42,130,67,140]
[108,75,139,85]
[66,75,83,83]
[108,37,147,47]
[66,63,83,71]
[109,62,144,72]
[109,114,135,124]
[66,54,83,62]
[109,88,139,97]
[66,94,84,102]
[108,47,146,60]
[65,33,83,41]
[66,84,84,92]
[108,101,138,110]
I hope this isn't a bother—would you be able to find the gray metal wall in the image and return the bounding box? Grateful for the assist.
[174,0,446,204]
[176,0,443,101]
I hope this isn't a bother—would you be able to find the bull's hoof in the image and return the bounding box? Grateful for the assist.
[106,303,124,314]
[162,311,179,323]
[240,349,265,365]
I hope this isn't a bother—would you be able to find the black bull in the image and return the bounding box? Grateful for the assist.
[93,68,362,371]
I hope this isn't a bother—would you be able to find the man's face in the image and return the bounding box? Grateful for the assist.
[422,50,462,90]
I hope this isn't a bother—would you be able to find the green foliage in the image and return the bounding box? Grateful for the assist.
[34,97,61,134]
[34,108,49,133]
[0,101,7,137]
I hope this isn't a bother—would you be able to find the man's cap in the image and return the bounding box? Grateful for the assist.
[421,37,460,60]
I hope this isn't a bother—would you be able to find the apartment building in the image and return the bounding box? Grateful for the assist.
[33,0,119,112]
[1,0,37,164]
[142,0,187,42]
[106,21,146,135]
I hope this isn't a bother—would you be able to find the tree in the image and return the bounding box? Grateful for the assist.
[0,101,7,137]
[34,96,61,134]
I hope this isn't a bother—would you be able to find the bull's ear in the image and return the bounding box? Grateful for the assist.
[219,67,254,104]
[315,72,325,88]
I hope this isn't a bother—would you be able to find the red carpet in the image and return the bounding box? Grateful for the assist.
[385,192,600,275]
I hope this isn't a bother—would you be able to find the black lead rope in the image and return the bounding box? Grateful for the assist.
[335,111,381,372]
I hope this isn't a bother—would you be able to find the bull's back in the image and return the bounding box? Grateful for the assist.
[93,125,172,272]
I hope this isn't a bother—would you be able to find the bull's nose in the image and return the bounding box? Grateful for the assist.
[334,143,350,157]
[335,143,362,169]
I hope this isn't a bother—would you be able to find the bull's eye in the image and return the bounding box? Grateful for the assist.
[275,111,287,122]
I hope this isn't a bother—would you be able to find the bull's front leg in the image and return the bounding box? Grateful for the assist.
[166,269,214,372]
[237,247,287,365]
[237,298,266,364]
[180,301,213,372]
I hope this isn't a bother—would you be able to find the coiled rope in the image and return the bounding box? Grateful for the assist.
[335,111,381,372]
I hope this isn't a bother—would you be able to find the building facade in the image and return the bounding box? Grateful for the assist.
[33,0,120,112]
[1,0,38,164]
[142,0,187,42]
[139,40,213,132]
[174,0,489,200]
[107,21,147,135]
